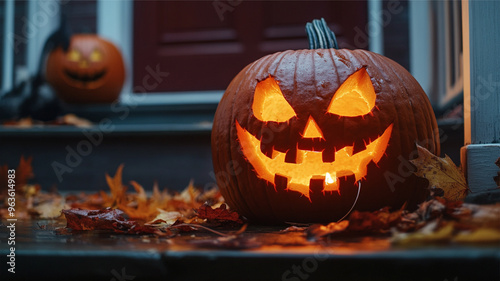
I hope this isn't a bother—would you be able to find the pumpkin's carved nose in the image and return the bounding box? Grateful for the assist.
[302,116,324,139]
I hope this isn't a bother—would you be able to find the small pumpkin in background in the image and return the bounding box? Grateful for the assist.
[211,19,440,223]
[46,34,125,104]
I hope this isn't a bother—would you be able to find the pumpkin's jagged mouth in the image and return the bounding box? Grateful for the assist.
[64,69,107,88]
[236,121,393,199]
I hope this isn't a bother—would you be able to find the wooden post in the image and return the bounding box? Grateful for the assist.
[461,0,500,194]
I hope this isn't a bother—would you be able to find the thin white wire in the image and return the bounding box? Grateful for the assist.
[336,181,361,222]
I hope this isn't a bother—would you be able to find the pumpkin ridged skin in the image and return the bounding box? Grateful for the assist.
[46,34,125,104]
[212,48,440,223]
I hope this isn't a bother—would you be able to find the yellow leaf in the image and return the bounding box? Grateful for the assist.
[454,228,500,243]
[146,210,182,227]
[392,221,455,246]
[410,145,469,201]
[33,197,68,219]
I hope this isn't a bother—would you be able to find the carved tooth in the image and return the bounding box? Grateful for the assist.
[285,147,297,163]
[322,147,336,162]
[296,147,306,164]
[271,147,280,159]
[352,140,367,155]
[274,174,288,191]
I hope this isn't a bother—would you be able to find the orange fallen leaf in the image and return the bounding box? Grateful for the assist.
[410,145,469,201]
[104,164,128,207]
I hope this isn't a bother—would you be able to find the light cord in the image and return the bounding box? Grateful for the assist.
[336,181,361,222]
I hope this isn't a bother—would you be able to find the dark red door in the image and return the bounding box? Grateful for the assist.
[133,1,367,93]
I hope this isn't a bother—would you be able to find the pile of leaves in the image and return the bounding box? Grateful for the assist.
[0,157,242,236]
[305,197,500,245]
[2,114,93,128]
[303,146,499,245]
[1,147,500,248]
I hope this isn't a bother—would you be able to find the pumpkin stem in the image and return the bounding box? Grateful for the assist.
[306,18,338,49]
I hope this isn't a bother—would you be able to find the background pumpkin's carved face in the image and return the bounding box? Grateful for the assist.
[62,43,108,89]
[46,34,125,104]
[236,69,393,200]
[212,49,440,223]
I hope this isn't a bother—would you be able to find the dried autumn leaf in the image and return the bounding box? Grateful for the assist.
[16,156,35,193]
[348,207,403,233]
[280,226,308,233]
[171,180,202,209]
[410,145,469,201]
[62,208,157,235]
[306,221,349,241]
[33,197,67,219]
[391,220,455,246]
[0,156,36,198]
[121,181,159,220]
[2,117,35,127]
[146,210,182,227]
[453,228,500,243]
[56,114,93,128]
[456,203,500,229]
[63,208,133,231]
[195,203,243,224]
[105,164,127,206]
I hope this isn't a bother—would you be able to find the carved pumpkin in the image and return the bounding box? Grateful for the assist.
[212,19,440,223]
[46,34,125,104]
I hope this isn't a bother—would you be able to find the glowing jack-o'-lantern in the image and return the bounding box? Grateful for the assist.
[237,69,393,199]
[212,20,439,223]
[46,34,125,104]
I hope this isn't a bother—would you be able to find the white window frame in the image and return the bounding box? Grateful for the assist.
[96,0,223,106]
[409,0,463,110]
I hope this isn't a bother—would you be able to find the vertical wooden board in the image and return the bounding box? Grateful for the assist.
[462,1,500,195]
[465,144,500,192]
[464,0,500,144]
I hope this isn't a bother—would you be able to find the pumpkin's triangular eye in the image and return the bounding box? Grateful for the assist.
[67,49,82,62]
[252,76,297,122]
[327,68,376,117]
[89,49,103,62]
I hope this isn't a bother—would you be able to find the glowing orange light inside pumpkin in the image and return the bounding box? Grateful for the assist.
[89,49,103,62]
[252,76,296,122]
[327,68,376,117]
[67,49,81,62]
[236,121,392,199]
[238,68,392,199]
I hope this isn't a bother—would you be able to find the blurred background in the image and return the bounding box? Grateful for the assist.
[0,0,463,192]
